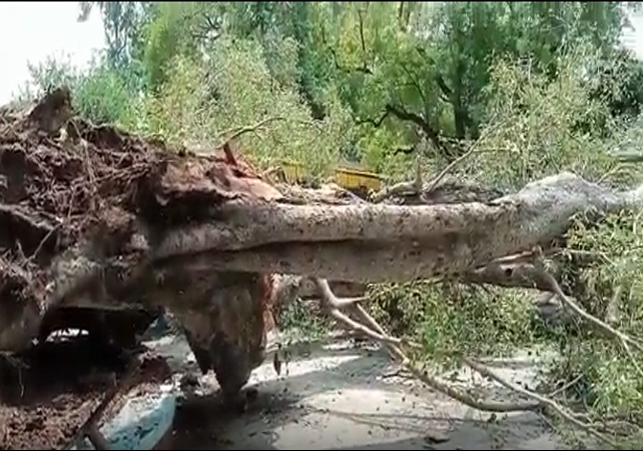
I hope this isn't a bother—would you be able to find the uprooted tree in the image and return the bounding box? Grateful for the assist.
[1,89,642,447]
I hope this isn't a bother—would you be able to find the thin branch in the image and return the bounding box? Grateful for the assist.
[310,274,629,448]
[371,116,505,203]
[358,5,368,56]
[425,144,478,193]
[400,62,428,110]
[543,269,643,380]
[462,356,617,448]
[384,104,445,152]
[217,117,286,144]
[315,279,402,345]
[370,159,423,202]
[313,277,537,413]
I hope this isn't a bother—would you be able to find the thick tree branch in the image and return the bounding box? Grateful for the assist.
[153,173,643,282]
[2,165,642,355]
[384,104,445,152]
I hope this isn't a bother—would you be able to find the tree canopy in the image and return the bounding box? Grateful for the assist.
[16,2,641,178]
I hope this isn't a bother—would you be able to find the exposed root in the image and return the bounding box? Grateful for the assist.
[311,267,643,449]
[66,355,140,450]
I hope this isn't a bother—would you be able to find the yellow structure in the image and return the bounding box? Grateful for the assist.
[333,167,383,192]
[279,160,383,194]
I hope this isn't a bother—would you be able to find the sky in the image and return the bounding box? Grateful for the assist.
[1,3,643,107]
[0,2,105,105]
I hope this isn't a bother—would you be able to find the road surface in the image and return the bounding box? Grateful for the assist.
[143,331,566,450]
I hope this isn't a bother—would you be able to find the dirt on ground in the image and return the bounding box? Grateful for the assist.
[0,336,171,450]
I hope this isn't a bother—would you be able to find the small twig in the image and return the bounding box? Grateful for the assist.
[490,250,538,265]
[217,117,286,145]
[463,357,617,448]
[263,166,282,177]
[0,353,29,398]
[380,367,413,379]
[370,159,423,203]
[605,285,622,325]
[424,144,477,194]
[615,152,643,163]
[597,163,629,184]
[371,118,505,203]
[423,116,506,194]
[22,224,60,267]
[547,374,583,398]
[537,248,638,349]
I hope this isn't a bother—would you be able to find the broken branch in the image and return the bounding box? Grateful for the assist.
[310,271,636,448]
[217,116,286,145]
[154,173,643,283]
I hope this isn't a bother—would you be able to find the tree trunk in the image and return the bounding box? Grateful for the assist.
[153,172,641,282]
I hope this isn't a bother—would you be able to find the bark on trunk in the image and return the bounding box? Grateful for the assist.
[154,173,642,282]
[3,172,638,353]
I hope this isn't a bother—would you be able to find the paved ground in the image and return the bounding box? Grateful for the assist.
[142,331,567,450]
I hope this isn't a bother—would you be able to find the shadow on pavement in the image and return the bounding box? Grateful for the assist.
[169,338,561,450]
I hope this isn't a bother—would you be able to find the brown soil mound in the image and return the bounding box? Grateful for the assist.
[0,87,275,264]
[0,337,171,450]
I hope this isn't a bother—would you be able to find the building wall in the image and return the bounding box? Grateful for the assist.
[622,9,643,59]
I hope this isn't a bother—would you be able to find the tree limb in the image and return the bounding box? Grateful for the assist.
[216,117,286,144]
[154,172,643,282]
[2,167,641,359]
[384,104,446,153]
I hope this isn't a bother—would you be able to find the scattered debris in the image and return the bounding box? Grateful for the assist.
[0,337,171,450]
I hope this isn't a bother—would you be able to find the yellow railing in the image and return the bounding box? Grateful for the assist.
[281,161,306,184]
[279,161,383,193]
[333,167,383,192]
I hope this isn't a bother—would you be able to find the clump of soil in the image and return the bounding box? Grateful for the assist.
[0,87,273,272]
[0,90,282,441]
[0,336,171,450]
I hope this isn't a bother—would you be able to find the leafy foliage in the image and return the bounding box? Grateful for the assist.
[550,209,643,420]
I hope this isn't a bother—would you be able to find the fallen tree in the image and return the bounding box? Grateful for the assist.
[1,89,641,447]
